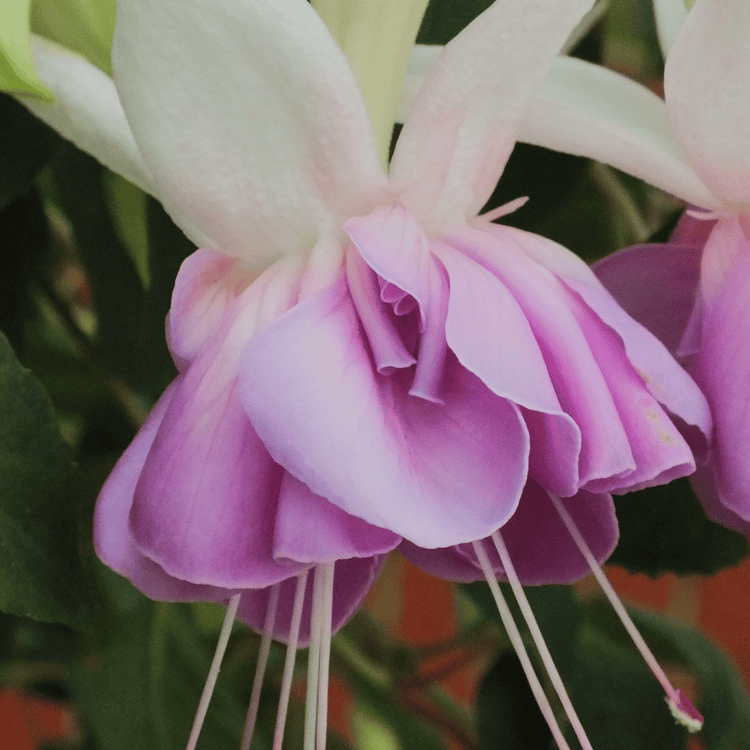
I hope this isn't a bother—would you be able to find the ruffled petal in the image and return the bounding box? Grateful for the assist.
[238,556,387,645]
[665,0,750,207]
[445,224,634,488]
[519,56,718,209]
[593,243,702,355]
[113,0,385,264]
[94,383,234,602]
[564,290,695,493]
[390,0,596,226]
[131,298,307,589]
[432,239,582,497]
[239,273,529,548]
[501,225,713,448]
[464,484,618,585]
[18,37,157,198]
[692,247,750,522]
[273,473,401,563]
[402,483,618,586]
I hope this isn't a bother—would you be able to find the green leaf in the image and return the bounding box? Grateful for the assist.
[0,0,53,97]
[0,331,91,627]
[477,652,551,750]
[71,590,247,750]
[416,0,493,44]
[52,144,153,392]
[565,623,687,750]
[30,0,116,75]
[626,607,750,750]
[0,188,48,353]
[609,477,749,577]
[0,93,61,211]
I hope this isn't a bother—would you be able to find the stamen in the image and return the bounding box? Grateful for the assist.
[186,593,241,750]
[476,196,530,224]
[472,541,572,750]
[240,584,280,750]
[304,568,326,750]
[548,493,703,733]
[492,531,593,750]
[273,571,310,750]
[316,562,335,750]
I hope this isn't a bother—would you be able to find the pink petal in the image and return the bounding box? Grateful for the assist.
[693,246,750,523]
[690,466,750,538]
[131,318,306,589]
[665,0,750,207]
[237,556,387,646]
[273,473,401,563]
[445,224,634,488]
[499,224,712,447]
[402,483,618,586]
[346,206,449,402]
[593,242,702,356]
[699,218,749,305]
[390,0,595,226]
[566,289,696,493]
[239,273,528,548]
[167,249,257,370]
[94,383,235,602]
[433,238,582,496]
[464,484,618,585]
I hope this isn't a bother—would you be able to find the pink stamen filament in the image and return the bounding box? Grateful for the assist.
[273,570,309,750]
[240,584,280,750]
[472,541,572,750]
[476,196,530,223]
[186,593,242,750]
[548,493,703,732]
[316,563,335,750]
[304,568,325,750]
[492,531,593,750]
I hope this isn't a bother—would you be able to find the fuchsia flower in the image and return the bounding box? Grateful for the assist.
[18,0,710,745]
[522,0,750,538]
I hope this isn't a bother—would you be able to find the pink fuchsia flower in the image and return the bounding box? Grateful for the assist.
[520,0,750,538]
[18,0,709,744]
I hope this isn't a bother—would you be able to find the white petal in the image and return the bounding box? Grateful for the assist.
[390,0,595,227]
[113,0,386,267]
[17,36,156,198]
[665,0,750,207]
[653,0,688,58]
[520,56,719,209]
[397,44,441,126]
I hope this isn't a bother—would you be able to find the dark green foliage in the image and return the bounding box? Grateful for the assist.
[611,478,750,577]
[0,332,91,627]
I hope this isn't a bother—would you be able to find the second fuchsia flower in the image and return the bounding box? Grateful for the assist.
[528,0,750,539]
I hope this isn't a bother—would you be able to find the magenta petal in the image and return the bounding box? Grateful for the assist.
[566,288,696,494]
[239,273,528,548]
[690,465,750,538]
[94,383,232,602]
[399,542,484,583]
[445,224,633,488]
[167,249,255,371]
[131,336,306,589]
[237,556,387,646]
[693,248,750,523]
[464,483,619,585]
[274,473,401,563]
[504,225,712,445]
[593,243,702,355]
[669,213,717,246]
[433,240,581,496]
[345,206,433,329]
[345,247,416,373]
